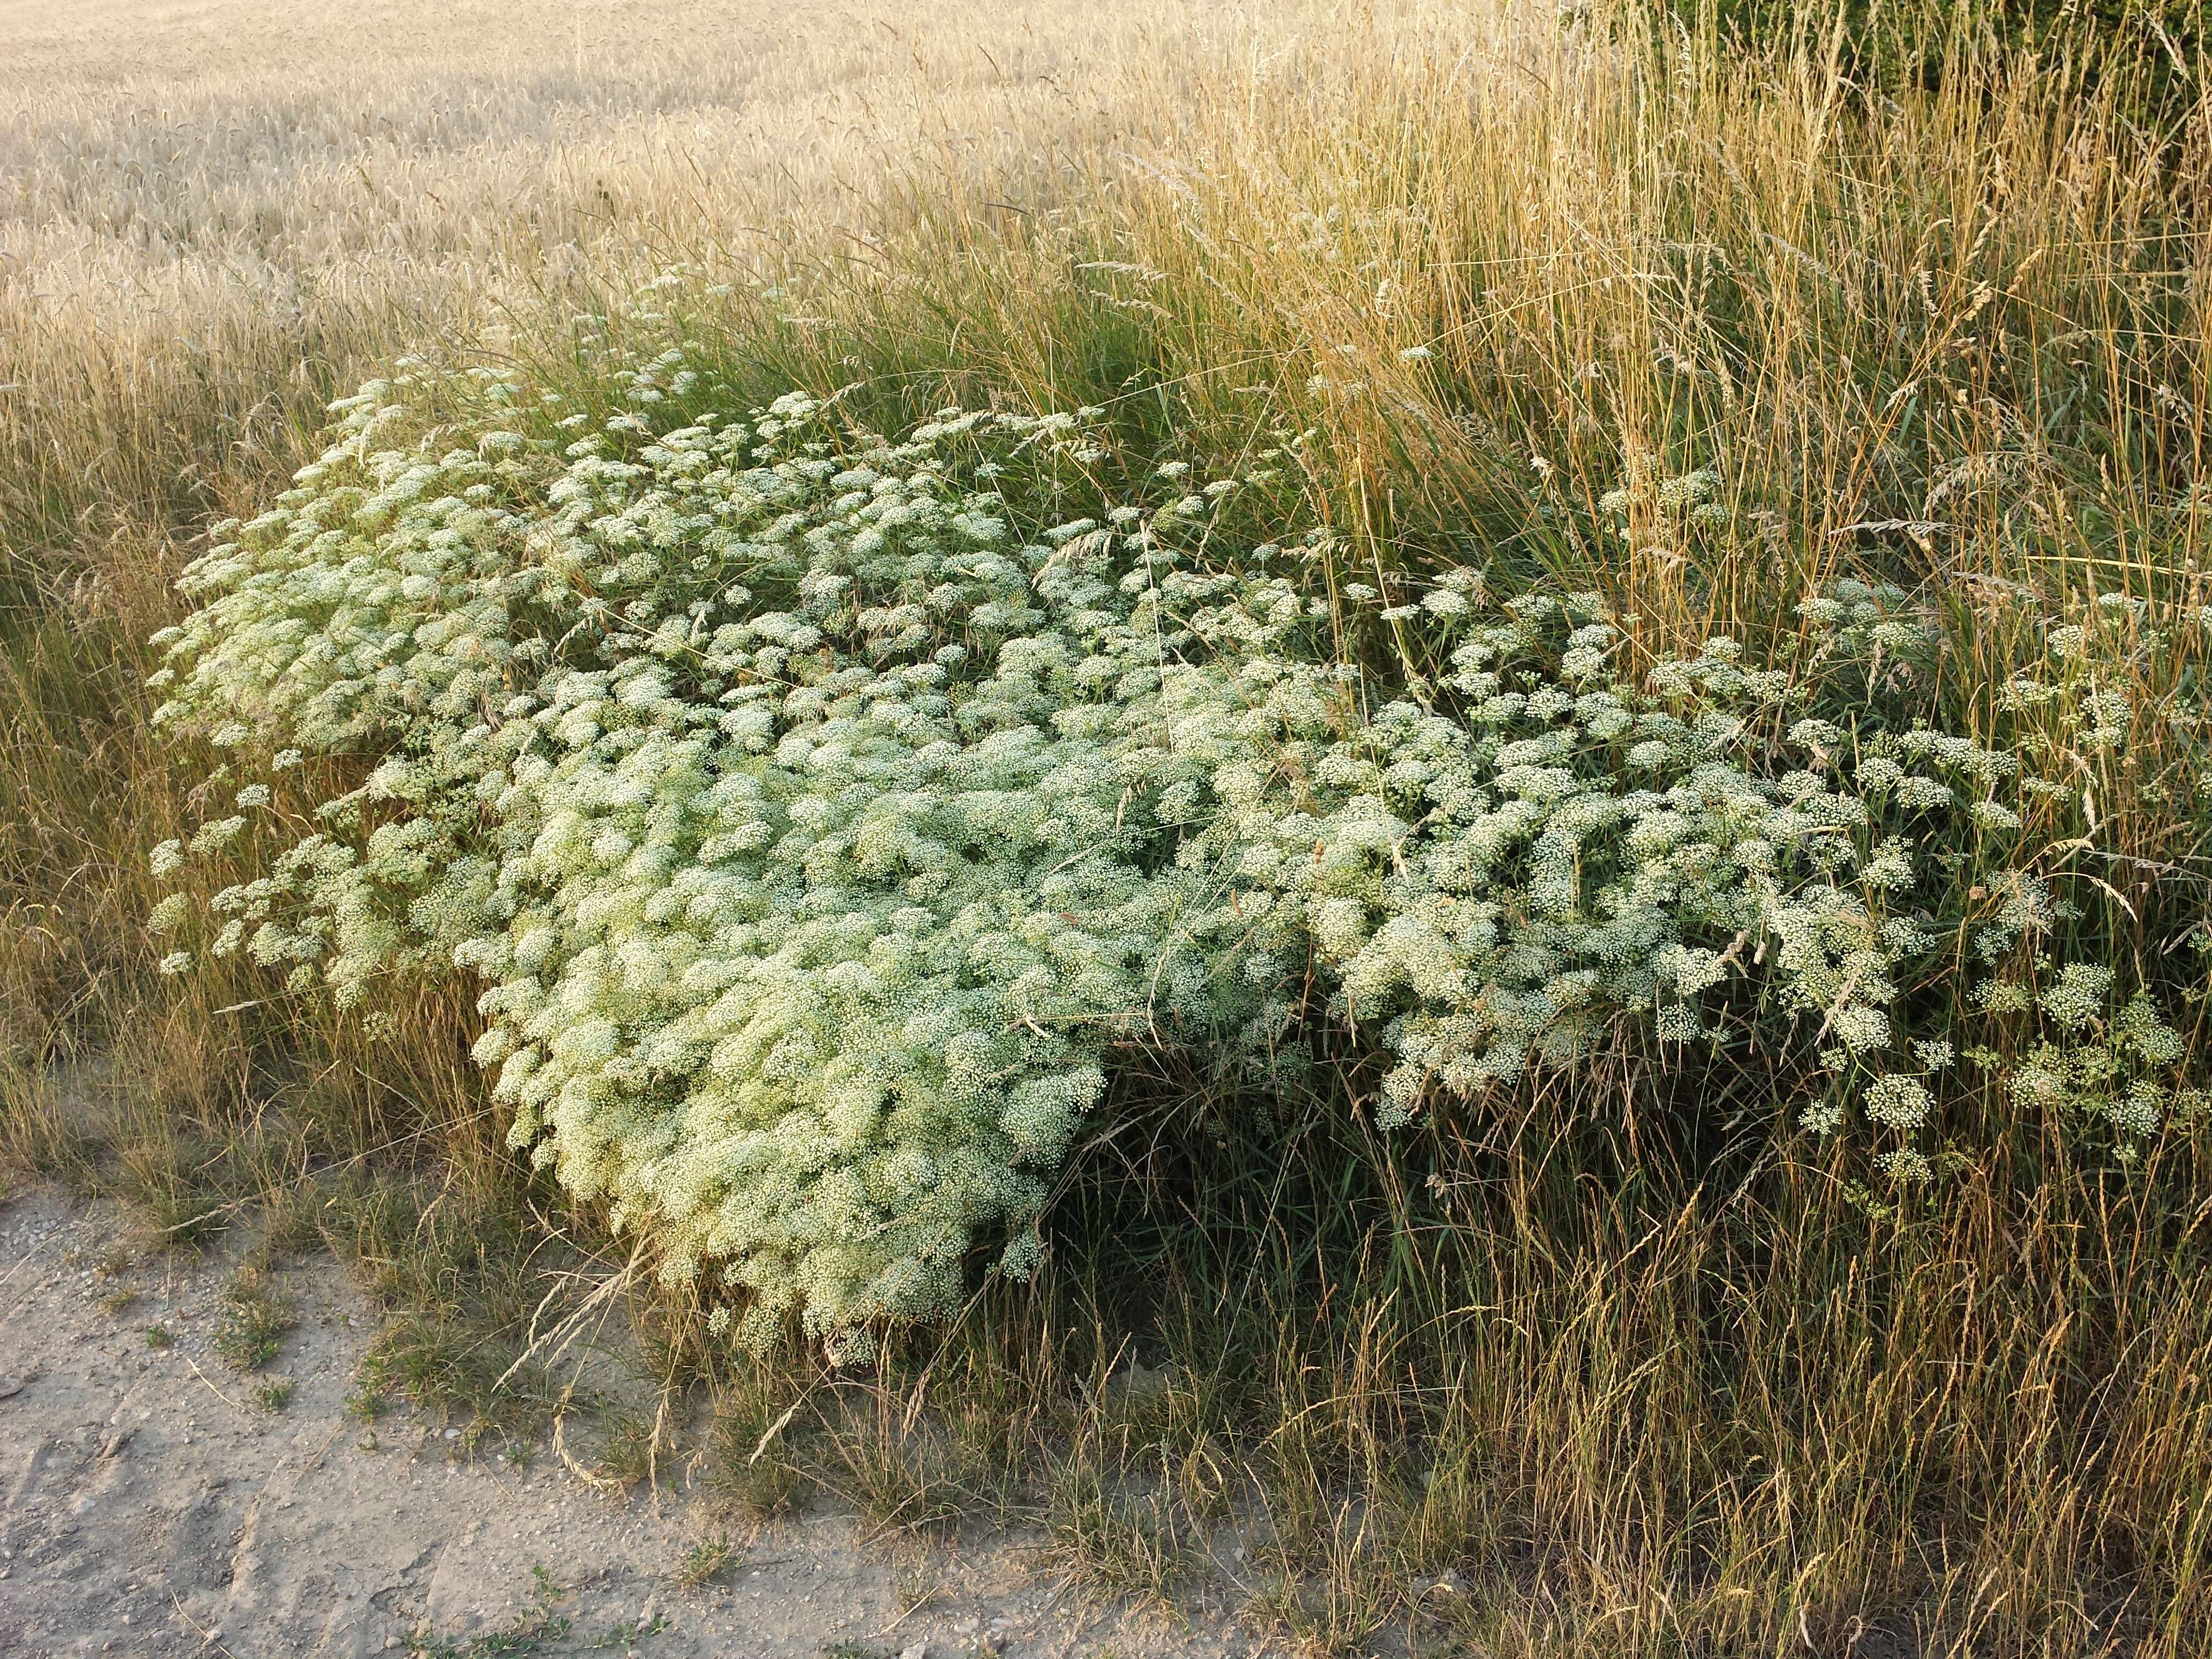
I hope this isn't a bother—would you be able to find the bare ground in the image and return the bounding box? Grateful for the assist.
[0,1184,1260,1659]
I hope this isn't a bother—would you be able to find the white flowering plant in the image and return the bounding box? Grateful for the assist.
[146,347,2201,1348]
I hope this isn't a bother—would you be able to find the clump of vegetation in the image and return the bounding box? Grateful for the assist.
[667,1535,737,1590]
[146,368,2197,1350]
[400,1563,666,1659]
[213,1271,296,1370]
[326,1170,578,1438]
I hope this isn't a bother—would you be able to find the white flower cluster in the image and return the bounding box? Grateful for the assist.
[152,371,1290,1347]
[1164,578,2151,1144]
[148,360,2195,1346]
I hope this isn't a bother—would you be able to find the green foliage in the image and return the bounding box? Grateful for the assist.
[213,1274,296,1370]
[400,1566,668,1658]
[148,345,2201,1347]
[667,1536,737,1589]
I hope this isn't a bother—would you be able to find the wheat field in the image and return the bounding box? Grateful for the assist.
[0,0,1284,561]
[7,1,2212,1653]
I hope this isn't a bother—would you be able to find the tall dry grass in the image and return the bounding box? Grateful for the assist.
[6,1,2212,1653]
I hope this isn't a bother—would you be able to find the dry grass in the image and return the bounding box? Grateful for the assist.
[6,0,2212,1653]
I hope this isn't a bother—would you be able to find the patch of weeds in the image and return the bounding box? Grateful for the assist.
[255,1377,294,1411]
[801,1389,992,1536]
[347,1371,393,1421]
[100,1287,138,1316]
[243,1185,323,1268]
[587,1614,668,1650]
[143,1324,173,1349]
[597,1407,662,1485]
[1047,1461,1189,1601]
[116,1136,228,1252]
[405,1568,569,1657]
[706,1387,810,1518]
[1243,1504,1399,1659]
[406,1614,570,1658]
[833,1431,980,1534]
[213,1272,296,1370]
[668,1535,737,1589]
[322,1172,569,1438]
[405,1565,669,1658]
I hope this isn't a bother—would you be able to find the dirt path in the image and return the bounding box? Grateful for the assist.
[0,1185,1254,1659]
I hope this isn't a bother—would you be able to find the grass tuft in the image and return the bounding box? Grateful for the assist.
[213,1273,296,1371]
[667,1536,738,1591]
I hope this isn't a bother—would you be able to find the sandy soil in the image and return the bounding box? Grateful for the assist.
[0,1184,1256,1659]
